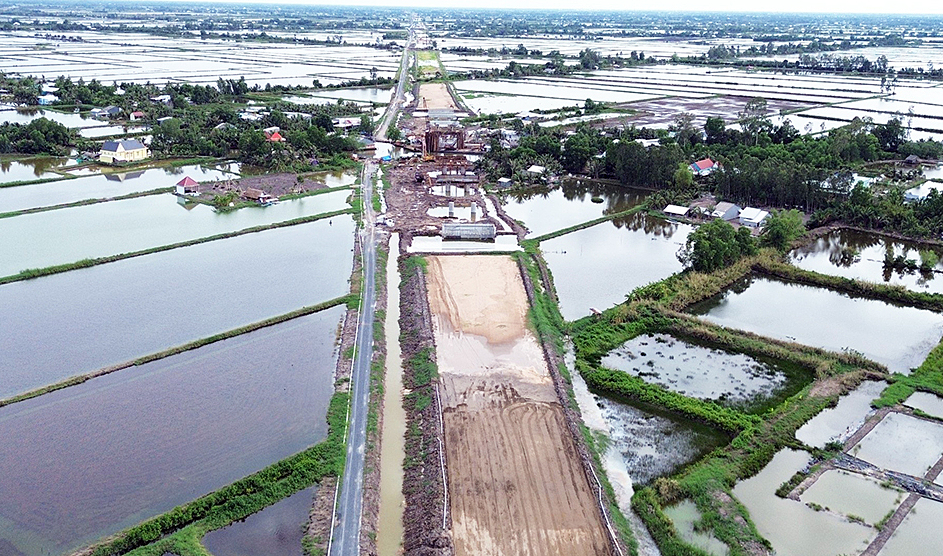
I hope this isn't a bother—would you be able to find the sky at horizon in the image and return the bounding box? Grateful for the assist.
[133,0,943,16]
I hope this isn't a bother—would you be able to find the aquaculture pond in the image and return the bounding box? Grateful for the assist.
[795,381,887,449]
[688,276,943,375]
[732,449,875,556]
[851,412,943,478]
[790,228,943,294]
[501,180,648,237]
[594,394,728,486]
[0,189,351,276]
[0,218,355,399]
[201,487,316,556]
[542,213,690,321]
[0,305,343,556]
[0,163,236,214]
[879,498,943,556]
[601,333,810,413]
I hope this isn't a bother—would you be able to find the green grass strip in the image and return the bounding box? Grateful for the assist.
[0,187,173,220]
[0,208,355,285]
[0,173,79,189]
[526,205,645,245]
[874,335,943,407]
[0,295,355,410]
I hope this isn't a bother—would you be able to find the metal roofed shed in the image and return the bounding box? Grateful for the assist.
[663,204,690,217]
[442,223,496,240]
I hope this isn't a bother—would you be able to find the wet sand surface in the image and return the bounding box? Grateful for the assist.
[425,255,609,556]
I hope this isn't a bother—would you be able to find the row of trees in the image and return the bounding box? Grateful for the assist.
[0,119,74,155]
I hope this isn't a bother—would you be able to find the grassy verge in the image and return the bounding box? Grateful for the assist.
[524,205,645,247]
[0,173,79,189]
[86,391,349,556]
[0,187,173,220]
[0,208,354,285]
[0,295,354,409]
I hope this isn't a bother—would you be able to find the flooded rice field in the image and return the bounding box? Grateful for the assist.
[688,276,943,375]
[0,189,350,276]
[795,381,887,448]
[733,449,875,556]
[791,229,943,294]
[0,163,236,214]
[542,213,690,321]
[0,157,71,184]
[851,412,943,477]
[0,218,354,398]
[879,498,943,556]
[0,305,342,556]
[201,486,316,556]
[500,181,648,237]
[601,333,810,413]
[0,32,401,86]
[595,395,728,486]
[904,391,943,419]
[662,501,729,556]
[800,470,902,525]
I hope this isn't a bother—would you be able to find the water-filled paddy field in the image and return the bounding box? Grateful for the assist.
[201,486,316,556]
[595,395,728,486]
[795,381,887,448]
[0,189,351,276]
[733,449,876,556]
[501,181,648,237]
[799,470,902,526]
[0,305,342,556]
[879,498,943,556]
[689,275,943,375]
[851,412,943,477]
[0,163,236,214]
[662,501,729,556]
[791,228,943,294]
[542,213,690,320]
[601,333,810,413]
[0,217,355,398]
[0,157,72,184]
[904,391,943,419]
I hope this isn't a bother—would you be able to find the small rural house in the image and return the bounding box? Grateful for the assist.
[150,94,172,106]
[739,207,770,228]
[175,176,199,196]
[91,106,121,119]
[711,202,741,221]
[663,204,691,217]
[99,139,150,164]
[690,158,720,176]
[497,177,513,188]
[244,188,276,205]
[635,138,660,148]
[526,165,546,176]
[265,130,286,142]
[37,93,58,105]
[904,181,943,203]
[129,110,145,121]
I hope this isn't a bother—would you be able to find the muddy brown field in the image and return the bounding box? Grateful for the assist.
[418,83,458,111]
[425,255,610,556]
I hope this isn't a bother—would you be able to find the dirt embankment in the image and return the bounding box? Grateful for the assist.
[400,258,453,556]
[418,83,458,111]
[425,255,612,556]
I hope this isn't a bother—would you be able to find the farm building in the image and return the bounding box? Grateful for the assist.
[711,202,741,221]
[739,207,770,228]
[99,139,150,164]
[244,188,277,205]
[497,177,513,188]
[175,176,199,196]
[663,204,691,217]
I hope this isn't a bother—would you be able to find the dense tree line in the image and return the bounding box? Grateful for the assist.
[0,119,74,155]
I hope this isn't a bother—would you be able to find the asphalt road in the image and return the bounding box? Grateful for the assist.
[330,161,377,556]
